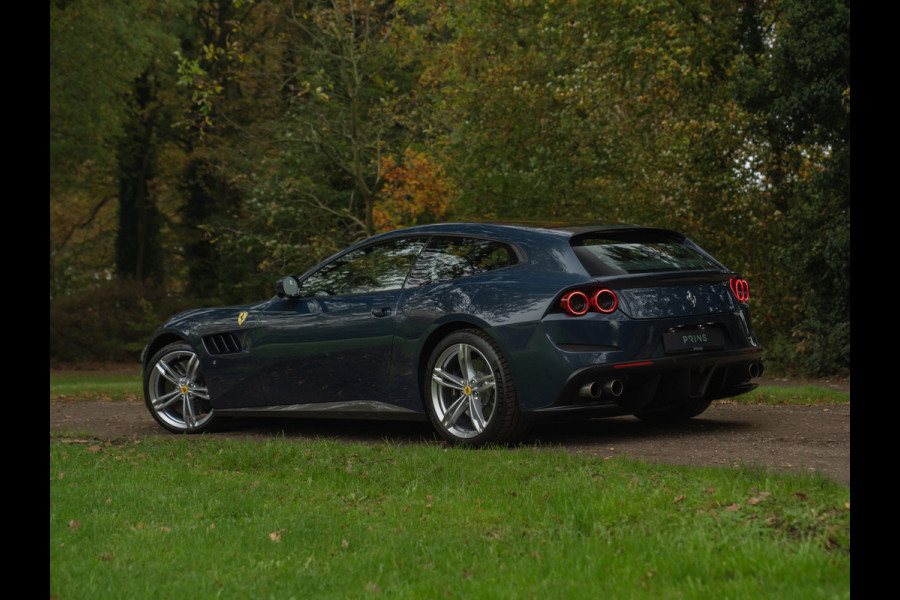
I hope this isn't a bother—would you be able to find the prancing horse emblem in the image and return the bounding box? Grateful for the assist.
[238,312,248,325]
[686,291,697,307]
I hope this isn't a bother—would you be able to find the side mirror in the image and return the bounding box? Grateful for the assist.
[275,275,301,299]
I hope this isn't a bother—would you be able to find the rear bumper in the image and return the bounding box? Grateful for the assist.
[522,347,763,421]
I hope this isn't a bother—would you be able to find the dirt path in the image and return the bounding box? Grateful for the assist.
[50,397,850,486]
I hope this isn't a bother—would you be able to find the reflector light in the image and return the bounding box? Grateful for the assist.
[591,289,618,313]
[729,278,750,302]
[614,361,653,368]
[560,291,589,315]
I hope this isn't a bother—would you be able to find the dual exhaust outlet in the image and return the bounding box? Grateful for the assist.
[748,361,764,379]
[578,379,624,400]
[579,362,762,401]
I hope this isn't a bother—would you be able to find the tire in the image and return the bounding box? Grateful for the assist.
[634,396,713,424]
[424,329,526,446]
[144,341,217,434]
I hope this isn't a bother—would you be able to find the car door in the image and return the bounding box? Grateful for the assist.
[248,237,426,406]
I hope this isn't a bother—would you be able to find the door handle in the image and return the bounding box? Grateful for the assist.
[371,307,392,318]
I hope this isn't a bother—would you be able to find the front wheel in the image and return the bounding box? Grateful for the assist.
[144,342,217,434]
[424,329,526,446]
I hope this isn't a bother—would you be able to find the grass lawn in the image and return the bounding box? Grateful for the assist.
[50,436,849,599]
[50,371,849,598]
[50,373,143,402]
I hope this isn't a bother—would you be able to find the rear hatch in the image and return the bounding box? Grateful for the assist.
[570,228,738,319]
[616,278,736,319]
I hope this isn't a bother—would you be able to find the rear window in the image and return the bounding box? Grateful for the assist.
[571,231,723,275]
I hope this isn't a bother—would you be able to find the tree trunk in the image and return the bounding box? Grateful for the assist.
[115,72,162,282]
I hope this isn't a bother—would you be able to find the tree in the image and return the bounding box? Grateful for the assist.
[50,0,177,294]
[276,0,416,237]
[734,0,850,374]
[114,71,165,282]
[422,0,751,228]
[170,0,263,298]
[197,0,435,299]
[50,0,850,374]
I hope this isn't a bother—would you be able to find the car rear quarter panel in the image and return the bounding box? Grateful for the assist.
[388,255,590,412]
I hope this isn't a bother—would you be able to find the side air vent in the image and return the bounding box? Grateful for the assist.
[203,333,243,355]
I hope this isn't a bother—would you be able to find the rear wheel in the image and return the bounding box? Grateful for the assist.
[424,329,526,446]
[144,342,217,434]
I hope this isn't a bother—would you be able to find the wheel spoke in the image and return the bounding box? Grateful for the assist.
[441,394,469,430]
[153,388,181,410]
[473,374,495,393]
[432,367,466,391]
[458,344,476,381]
[186,354,201,382]
[182,393,197,429]
[191,385,210,401]
[468,395,487,433]
[155,359,183,385]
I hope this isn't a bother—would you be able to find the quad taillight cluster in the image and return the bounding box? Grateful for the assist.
[559,288,619,316]
[729,278,750,302]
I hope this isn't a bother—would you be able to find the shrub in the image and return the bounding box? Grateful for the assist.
[49,280,196,364]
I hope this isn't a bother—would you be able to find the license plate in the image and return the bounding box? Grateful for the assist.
[663,327,725,354]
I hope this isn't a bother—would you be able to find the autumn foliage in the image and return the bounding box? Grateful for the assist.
[374,149,455,232]
[50,0,849,375]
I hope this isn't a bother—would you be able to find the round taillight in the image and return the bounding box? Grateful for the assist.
[730,278,750,303]
[591,288,618,313]
[560,291,590,315]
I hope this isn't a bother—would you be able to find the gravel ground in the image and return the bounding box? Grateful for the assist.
[50,390,849,486]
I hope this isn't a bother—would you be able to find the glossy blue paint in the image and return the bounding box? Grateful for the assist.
[142,222,763,441]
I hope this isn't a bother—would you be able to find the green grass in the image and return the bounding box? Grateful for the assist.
[743,385,850,406]
[50,373,142,402]
[50,436,849,599]
[50,371,849,597]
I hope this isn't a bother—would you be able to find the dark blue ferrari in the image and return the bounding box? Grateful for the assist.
[142,222,763,445]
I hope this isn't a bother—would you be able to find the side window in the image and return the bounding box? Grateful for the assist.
[299,237,426,297]
[406,236,519,287]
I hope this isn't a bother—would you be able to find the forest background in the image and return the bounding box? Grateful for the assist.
[49,0,850,377]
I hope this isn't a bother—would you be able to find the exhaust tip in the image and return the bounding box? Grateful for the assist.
[579,381,603,399]
[748,362,764,379]
[603,379,624,398]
